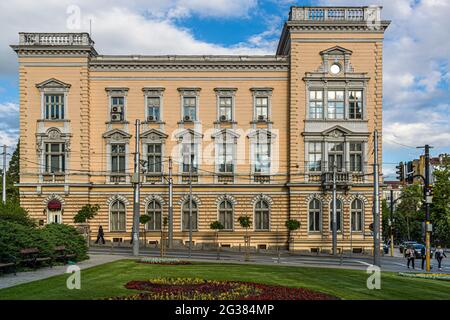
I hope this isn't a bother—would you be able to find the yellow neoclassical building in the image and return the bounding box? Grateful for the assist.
[11,6,389,253]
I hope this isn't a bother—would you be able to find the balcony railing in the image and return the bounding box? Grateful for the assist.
[289,6,381,22]
[304,162,366,186]
[19,32,94,46]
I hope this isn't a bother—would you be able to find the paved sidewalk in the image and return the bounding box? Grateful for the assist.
[0,254,130,290]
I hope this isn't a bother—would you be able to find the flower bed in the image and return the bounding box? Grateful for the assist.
[398,272,450,281]
[108,277,338,300]
[138,257,191,265]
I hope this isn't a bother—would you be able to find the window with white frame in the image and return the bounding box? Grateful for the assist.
[111,96,125,122]
[328,142,344,171]
[147,143,162,173]
[254,134,270,174]
[350,142,363,172]
[146,200,162,231]
[219,97,233,121]
[218,136,234,174]
[349,90,363,119]
[329,199,343,232]
[308,142,322,172]
[183,97,196,121]
[309,90,323,119]
[255,97,269,120]
[351,199,363,232]
[147,97,160,121]
[254,199,270,230]
[327,90,345,119]
[182,200,198,231]
[219,200,233,230]
[309,199,321,232]
[110,200,126,231]
[111,144,126,174]
[182,138,197,174]
[44,143,65,173]
[44,94,65,120]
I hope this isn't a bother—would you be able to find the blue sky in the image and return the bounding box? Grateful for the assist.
[0,0,449,179]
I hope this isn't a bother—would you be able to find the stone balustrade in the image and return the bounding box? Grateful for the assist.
[290,6,382,22]
[19,32,93,46]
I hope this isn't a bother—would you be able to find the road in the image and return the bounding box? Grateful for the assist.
[88,245,450,273]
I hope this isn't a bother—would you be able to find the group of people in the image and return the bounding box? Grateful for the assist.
[405,245,447,271]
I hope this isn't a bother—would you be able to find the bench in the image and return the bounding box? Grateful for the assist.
[53,245,76,264]
[20,248,52,269]
[0,254,17,275]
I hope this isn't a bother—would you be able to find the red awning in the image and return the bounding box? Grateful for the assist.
[47,199,62,210]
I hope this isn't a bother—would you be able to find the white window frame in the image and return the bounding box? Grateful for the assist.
[308,198,322,233]
[106,88,129,122]
[178,88,201,122]
[251,88,273,122]
[143,87,165,122]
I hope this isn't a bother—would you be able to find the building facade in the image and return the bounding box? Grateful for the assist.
[11,6,389,253]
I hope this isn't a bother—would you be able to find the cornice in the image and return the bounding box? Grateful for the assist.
[286,21,390,33]
[89,63,288,72]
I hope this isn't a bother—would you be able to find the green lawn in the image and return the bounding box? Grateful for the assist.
[1,260,450,300]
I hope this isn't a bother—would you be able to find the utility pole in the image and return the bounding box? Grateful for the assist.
[168,157,173,249]
[188,152,193,259]
[416,144,433,272]
[389,189,395,257]
[332,161,337,256]
[373,130,381,267]
[132,120,141,257]
[2,145,7,204]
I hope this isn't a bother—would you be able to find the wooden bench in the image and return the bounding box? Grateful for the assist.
[0,254,17,275]
[53,245,76,264]
[20,248,52,269]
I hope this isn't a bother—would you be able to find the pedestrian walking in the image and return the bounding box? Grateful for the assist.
[95,225,105,244]
[421,245,426,270]
[405,245,415,269]
[435,246,447,271]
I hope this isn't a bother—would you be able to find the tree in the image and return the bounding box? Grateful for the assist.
[238,216,251,261]
[0,201,35,227]
[139,214,151,247]
[430,155,450,246]
[73,204,100,223]
[395,184,423,241]
[210,220,224,259]
[0,140,20,204]
[285,219,300,251]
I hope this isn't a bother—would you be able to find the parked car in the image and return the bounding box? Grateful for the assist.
[408,243,434,259]
[399,241,417,254]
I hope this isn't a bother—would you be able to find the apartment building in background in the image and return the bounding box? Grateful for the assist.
[11,6,390,253]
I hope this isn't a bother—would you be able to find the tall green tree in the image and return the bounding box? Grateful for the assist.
[395,184,423,241]
[430,155,450,246]
[0,140,20,203]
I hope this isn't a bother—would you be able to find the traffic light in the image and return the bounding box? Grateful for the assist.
[396,162,405,182]
[406,161,414,184]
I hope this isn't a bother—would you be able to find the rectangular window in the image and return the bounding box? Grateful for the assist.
[183,97,196,121]
[147,97,160,121]
[44,143,65,173]
[182,141,197,174]
[147,143,162,173]
[254,136,270,174]
[219,97,233,121]
[255,97,268,120]
[349,90,363,119]
[309,211,320,232]
[350,142,363,172]
[308,142,322,172]
[111,97,125,122]
[327,90,344,119]
[44,94,64,120]
[218,141,234,173]
[328,142,344,171]
[309,90,323,119]
[111,144,126,173]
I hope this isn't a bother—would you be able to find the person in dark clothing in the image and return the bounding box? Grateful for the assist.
[406,245,415,269]
[95,226,105,244]
[421,246,426,270]
[435,246,447,271]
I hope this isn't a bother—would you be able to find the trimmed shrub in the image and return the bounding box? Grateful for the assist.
[41,223,88,261]
[0,201,36,227]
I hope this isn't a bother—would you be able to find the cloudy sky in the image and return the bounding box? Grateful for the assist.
[0,0,449,179]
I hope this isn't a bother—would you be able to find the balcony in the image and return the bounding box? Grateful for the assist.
[19,32,94,46]
[305,162,366,189]
[289,6,381,22]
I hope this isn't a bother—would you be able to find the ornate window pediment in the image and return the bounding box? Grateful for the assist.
[141,129,168,143]
[247,128,277,140]
[212,129,240,141]
[36,78,71,91]
[102,129,131,142]
[322,125,353,137]
[175,128,203,142]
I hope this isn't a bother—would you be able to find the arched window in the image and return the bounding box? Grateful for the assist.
[255,199,270,230]
[110,200,126,231]
[309,199,321,232]
[329,199,343,232]
[219,200,234,230]
[182,200,198,231]
[351,199,363,232]
[146,200,162,231]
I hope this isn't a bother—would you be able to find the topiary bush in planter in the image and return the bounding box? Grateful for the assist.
[41,223,88,261]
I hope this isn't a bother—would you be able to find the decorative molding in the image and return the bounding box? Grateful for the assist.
[305,193,325,205]
[141,129,168,142]
[215,194,237,206]
[102,129,132,141]
[247,128,277,140]
[142,87,165,96]
[105,87,129,96]
[251,194,273,207]
[143,194,165,207]
[106,194,130,206]
[178,194,202,206]
[177,87,201,96]
[36,78,71,90]
[214,88,238,97]
[211,128,240,140]
[43,193,65,206]
[348,193,369,205]
[250,87,273,97]
[174,128,204,142]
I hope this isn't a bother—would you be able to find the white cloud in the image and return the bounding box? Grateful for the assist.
[0,102,19,114]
